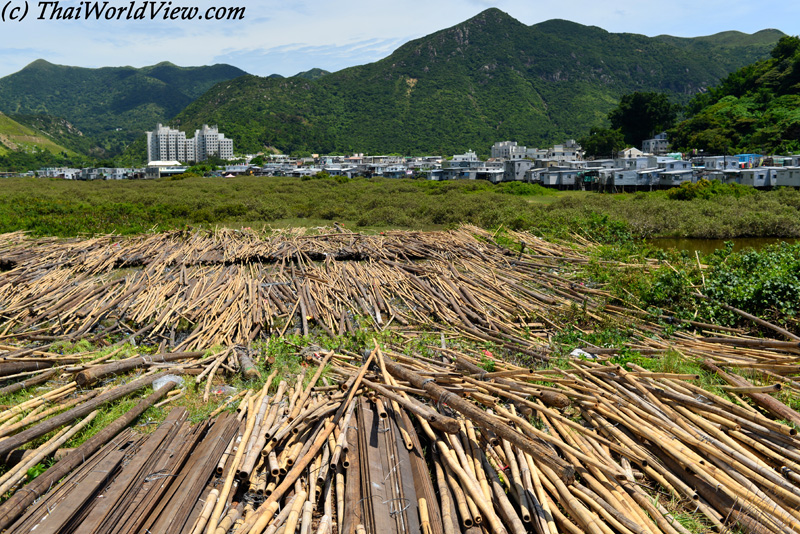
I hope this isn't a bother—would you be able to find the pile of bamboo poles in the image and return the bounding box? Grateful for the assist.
[1,406,239,534]
[0,339,798,533]
[0,226,612,354]
[430,348,800,534]
[0,226,593,274]
[0,227,799,533]
[0,225,769,363]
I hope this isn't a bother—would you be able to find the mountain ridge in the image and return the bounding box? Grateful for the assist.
[0,9,786,160]
[670,35,800,154]
[172,8,784,155]
[0,60,248,157]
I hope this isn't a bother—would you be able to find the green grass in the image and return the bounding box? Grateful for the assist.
[545,188,800,239]
[67,394,153,447]
[0,113,72,156]
[1,176,799,240]
[664,495,715,534]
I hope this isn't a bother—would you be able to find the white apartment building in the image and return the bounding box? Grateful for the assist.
[642,132,669,155]
[491,141,531,160]
[146,123,234,163]
[194,124,234,160]
[146,124,188,162]
[491,140,581,162]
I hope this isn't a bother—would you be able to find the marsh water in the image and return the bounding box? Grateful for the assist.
[647,237,799,256]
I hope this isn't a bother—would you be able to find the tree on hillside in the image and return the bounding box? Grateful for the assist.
[669,35,800,155]
[771,35,800,60]
[579,127,626,159]
[609,92,680,148]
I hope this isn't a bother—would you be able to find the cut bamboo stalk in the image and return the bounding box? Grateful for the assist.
[718,383,782,394]
[242,353,374,534]
[0,421,77,496]
[539,462,607,534]
[0,380,178,531]
[360,377,459,433]
[0,372,175,460]
[207,394,257,534]
[75,350,203,386]
[381,353,574,483]
[0,391,96,439]
[189,488,219,534]
[0,368,58,396]
[262,493,300,534]
[215,503,244,534]
[239,350,261,380]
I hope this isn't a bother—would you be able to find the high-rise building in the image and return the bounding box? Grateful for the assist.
[146,124,188,162]
[146,123,234,163]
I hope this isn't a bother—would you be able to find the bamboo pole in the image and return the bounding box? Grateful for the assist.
[207,394,257,534]
[0,379,178,531]
[381,354,574,483]
[189,488,219,534]
[0,371,178,460]
[75,351,203,386]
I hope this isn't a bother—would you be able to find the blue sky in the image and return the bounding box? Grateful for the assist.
[0,0,797,78]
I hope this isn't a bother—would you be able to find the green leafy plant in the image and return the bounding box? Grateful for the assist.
[26,463,47,481]
[666,179,756,201]
[479,352,496,372]
[703,242,800,326]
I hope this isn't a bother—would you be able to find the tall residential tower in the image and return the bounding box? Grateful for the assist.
[146,124,233,163]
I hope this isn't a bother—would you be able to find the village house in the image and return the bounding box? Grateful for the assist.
[539,168,580,189]
[642,132,669,155]
[701,155,740,171]
[145,161,186,179]
[30,129,800,192]
[739,167,780,188]
[775,167,800,187]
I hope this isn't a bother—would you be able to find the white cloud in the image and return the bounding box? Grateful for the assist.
[214,37,407,75]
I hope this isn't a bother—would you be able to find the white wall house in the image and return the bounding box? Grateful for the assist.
[642,132,669,155]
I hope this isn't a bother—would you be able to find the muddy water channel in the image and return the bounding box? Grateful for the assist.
[647,237,800,256]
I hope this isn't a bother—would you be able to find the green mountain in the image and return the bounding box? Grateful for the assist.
[653,29,785,68]
[294,68,331,80]
[0,60,247,157]
[9,114,99,156]
[173,9,782,155]
[0,111,95,172]
[264,69,330,80]
[137,62,248,99]
[670,36,800,154]
[0,111,71,156]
